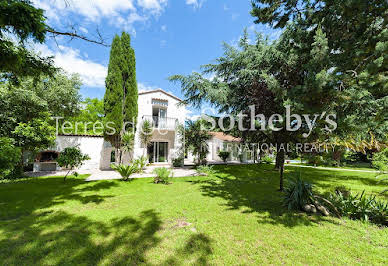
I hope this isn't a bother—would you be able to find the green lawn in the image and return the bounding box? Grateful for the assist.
[0,165,387,265]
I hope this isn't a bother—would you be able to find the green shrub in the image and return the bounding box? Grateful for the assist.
[111,163,138,181]
[172,157,184,167]
[326,190,387,226]
[261,155,273,164]
[57,147,90,181]
[196,165,215,176]
[218,151,230,163]
[153,167,173,184]
[305,154,324,165]
[283,177,314,210]
[133,156,148,173]
[371,148,388,172]
[0,137,22,179]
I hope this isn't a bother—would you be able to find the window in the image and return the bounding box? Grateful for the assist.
[110,150,116,163]
[151,99,168,106]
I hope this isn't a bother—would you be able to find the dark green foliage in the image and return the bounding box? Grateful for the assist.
[12,115,56,153]
[0,137,21,178]
[120,32,138,128]
[251,0,388,144]
[184,120,211,165]
[57,147,90,181]
[283,177,314,210]
[153,167,173,184]
[104,32,138,158]
[326,190,388,226]
[104,35,123,145]
[372,148,388,172]
[172,157,184,167]
[0,0,56,81]
[218,151,230,163]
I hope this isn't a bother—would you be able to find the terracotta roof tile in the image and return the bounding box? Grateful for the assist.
[209,132,242,142]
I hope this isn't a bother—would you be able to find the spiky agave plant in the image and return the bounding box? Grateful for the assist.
[283,177,314,210]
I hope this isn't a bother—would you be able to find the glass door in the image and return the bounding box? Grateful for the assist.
[159,108,167,128]
[149,142,168,162]
[158,142,168,162]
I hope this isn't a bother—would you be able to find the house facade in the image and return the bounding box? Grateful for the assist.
[187,131,255,163]
[33,89,186,171]
[133,89,186,163]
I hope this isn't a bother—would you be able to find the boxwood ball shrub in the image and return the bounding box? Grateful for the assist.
[218,151,230,163]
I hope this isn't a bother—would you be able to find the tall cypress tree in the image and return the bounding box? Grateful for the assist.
[121,32,138,130]
[104,32,138,163]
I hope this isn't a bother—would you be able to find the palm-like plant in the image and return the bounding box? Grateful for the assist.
[121,131,135,161]
[139,120,153,156]
[133,156,148,173]
[111,163,138,181]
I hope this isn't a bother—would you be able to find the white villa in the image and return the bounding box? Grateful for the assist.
[34,89,186,171]
[33,89,252,172]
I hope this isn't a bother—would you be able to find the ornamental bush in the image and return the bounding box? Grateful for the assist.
[57,147,90,181]
[153,167,173,184]
[218,151,230,163]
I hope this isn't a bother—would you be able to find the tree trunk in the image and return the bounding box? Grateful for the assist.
[274,149,285,170]
[64,168,72,181]
[279,165,284,191]
[275,149,285,191]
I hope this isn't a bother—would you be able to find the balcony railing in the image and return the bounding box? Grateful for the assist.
[142,115,178,130]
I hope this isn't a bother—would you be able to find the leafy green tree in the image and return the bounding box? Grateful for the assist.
[0,137,21,178]
[251,0,388,145]
[56,147,90,181]
[170,33,305,187]
[0,0,55,82]
[1,0,108,82]
[63,97,104,135]
[29,72,82,117]
[12,115,56,156]
[184,120,211,165]
[104,32,138,163]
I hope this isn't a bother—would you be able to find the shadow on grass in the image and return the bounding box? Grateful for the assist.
[0,177,213,264]
[0,177,118,221]
[190,164,383,227]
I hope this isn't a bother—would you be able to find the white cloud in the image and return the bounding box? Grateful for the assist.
[138,82,161,93]
[79,26,88,34]
[161,25,167,31]
[137,0,167,13]
[186,0,206,9]
[35,44,107,88]
[33,0,167,31]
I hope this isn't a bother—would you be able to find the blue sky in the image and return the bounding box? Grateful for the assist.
[33,0,280,119]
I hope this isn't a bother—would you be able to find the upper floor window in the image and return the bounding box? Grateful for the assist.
[152,99,168,106]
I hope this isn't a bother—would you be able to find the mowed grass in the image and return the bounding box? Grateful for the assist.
[0,165,387,265]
